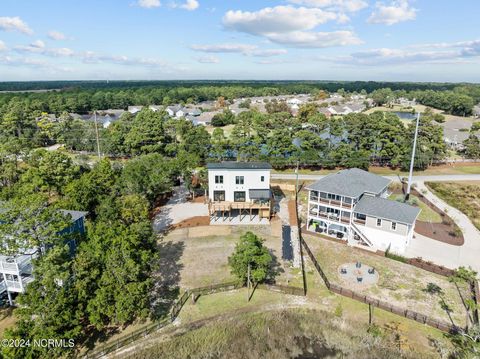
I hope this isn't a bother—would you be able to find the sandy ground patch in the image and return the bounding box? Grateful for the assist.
[188,226,231,238]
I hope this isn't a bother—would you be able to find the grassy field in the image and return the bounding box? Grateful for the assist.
[389,193,442,223]
[303,234,468,328]
[426,181,480,231]
[273,164,480,176]
[157,224,303,289]
[126,308,443,359]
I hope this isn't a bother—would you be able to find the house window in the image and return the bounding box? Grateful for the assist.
[376,218,382,227]
[215,175,223,184]
[234,191,246,202]
[235,176,244,185]
[391,222,397,231]
[213,191,225,201]
[261,176,265,182]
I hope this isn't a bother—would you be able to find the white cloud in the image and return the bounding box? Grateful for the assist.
[328,40,480,66]
[0,55,48,68]
[138,0,161,8]
[222,5,362,48]
[265,30,362,48]
[194,55,219,64]
[190,43,258,54]
[368,0,417,25]
[14,41,74,57]
[0,16,33,35]
[190,43,289,57]
[223,6,338,35]
[48,30,67,41]
[288,0,368,12]
[181,0,199,11]
[0,41,7,52]
[251,49,288,57]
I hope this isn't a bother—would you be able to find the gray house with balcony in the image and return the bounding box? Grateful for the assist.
[306,168,420,254]
[0,209,87,305]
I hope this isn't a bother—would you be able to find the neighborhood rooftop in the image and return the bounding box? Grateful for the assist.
[306,168,391,198]
[61,210,88,222]
[354,195,421,225]
[206,162,272,170]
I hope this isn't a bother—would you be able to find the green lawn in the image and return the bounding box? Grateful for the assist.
[273,165,480,176]
[389,194,442,223]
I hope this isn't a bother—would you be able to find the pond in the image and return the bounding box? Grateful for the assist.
[393,111,417,120]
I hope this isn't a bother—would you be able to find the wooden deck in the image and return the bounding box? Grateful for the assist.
[208,200,272,221]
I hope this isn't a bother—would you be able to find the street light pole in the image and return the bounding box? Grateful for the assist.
[295,160,299,199]
[406,112,420,201]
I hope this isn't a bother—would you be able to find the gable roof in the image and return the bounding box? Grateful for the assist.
[207,162,272,170]
[61,210,88,222]
[306,168,390,198]
[354,196,420,225]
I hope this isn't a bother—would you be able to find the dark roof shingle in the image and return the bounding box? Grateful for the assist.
[354,196,420,225]
[306,168,390,198]
[207,162,272,170]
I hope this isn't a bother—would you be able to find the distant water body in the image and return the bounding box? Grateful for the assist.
[393,111,417,120]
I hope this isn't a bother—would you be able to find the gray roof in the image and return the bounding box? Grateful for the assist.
[307,168,390,198]
[354,196,420,225]
[61,210,88,222]
[249,189,271,200]
[207,162,272,170]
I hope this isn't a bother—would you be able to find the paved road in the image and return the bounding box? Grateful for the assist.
[405,182,480,273]
[272,173,480,182]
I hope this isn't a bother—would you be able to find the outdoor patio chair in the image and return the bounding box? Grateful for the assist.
[356,262,361,268]
[357,277,363,283]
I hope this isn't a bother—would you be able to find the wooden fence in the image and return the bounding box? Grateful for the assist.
[300,237,455,333]
[82,281,243,359]
[81,279,304,358]
[258,283,305,296]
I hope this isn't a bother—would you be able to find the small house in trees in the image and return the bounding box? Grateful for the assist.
[306,168,420,254]
[207,162,273,224]
[0,210,87,305]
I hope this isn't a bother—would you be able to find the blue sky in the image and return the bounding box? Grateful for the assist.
[0,0,479,82]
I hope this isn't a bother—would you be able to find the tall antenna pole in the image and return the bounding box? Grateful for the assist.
[94,110,101,159]
[406,112,420,201]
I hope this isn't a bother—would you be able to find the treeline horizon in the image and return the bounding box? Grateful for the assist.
[0,80,477,92]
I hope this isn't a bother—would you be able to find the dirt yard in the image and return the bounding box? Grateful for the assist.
[157,225,303,290]
[303,234,469,328]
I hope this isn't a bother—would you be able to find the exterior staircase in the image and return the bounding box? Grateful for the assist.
[350,221,374,248]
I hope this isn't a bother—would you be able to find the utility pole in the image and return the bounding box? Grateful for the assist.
[295,160,300,199]
[94,110,101,160]
[406,112,420,201]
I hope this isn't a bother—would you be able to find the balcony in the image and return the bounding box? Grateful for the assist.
[309,196,353,209]
[353,218,366,225]
[0,255,32,274]
[309,210,351,224]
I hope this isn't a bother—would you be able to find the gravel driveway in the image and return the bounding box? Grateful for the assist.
[153,186,208,232]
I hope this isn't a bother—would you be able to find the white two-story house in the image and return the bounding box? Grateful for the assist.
[306,168,420,254]
[207,162,273,224]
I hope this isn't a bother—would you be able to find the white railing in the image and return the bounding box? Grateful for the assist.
[6,280,22,291]
[0,256,32,274]
[0,281,6,293]
[351,221,374,247]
